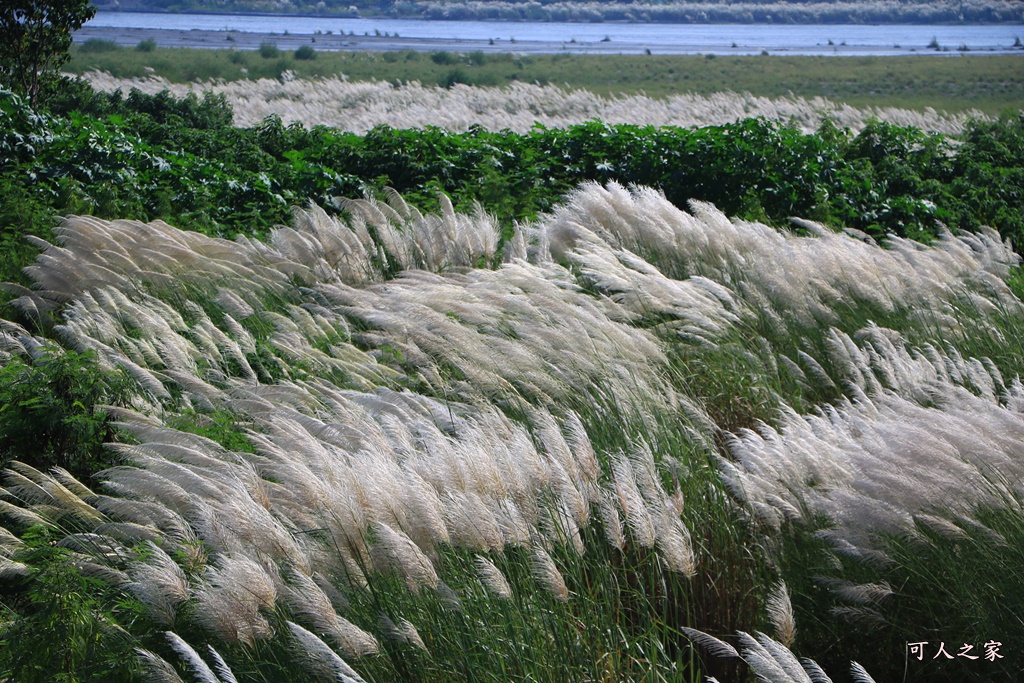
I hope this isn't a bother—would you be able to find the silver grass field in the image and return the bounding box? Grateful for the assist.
[80,71,985,135]
[1,180,1023,681]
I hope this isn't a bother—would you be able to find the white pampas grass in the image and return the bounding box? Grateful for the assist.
[849,662,878,683]
[767,581,797,648]
[128,541,190,626]
[283,568,380,657]
[81,72,985,136]
[685,628,864,683]
[369,521,439,593]
[474,554,513,600]
[287,621,368,682]
[135,647,186,683]
[737,631,813,683]
[531,545,569,603]
[5,177,1022,677]
[163,632,220,683]
[680,627,739,659]
[379,615,428,652]
[193,555,277,646]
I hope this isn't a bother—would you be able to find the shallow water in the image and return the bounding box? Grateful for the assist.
[85,11,1024,55]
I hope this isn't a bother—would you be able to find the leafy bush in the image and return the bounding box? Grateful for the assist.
[0,0,96,105]
[294,44,317,61]
[258,42,280,58]
[442,67,469,88]
[430,50,459,65]
[135,38,157,52]
[78,38,119,53]
[0,527,147,683]
[0,349,136,478]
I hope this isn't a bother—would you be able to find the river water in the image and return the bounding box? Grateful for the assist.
[85,11,1023,55]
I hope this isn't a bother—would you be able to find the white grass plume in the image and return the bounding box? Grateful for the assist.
[193,555,276,647]
[723,331,1024,552]
[531,545,569,603]
[9,181,1023,674]
[163,631,220,683]
[286,620,368,682]
[767,581,797,648]
[379,614,428,652]
[82,71,985,136]
[474,554,513,600]
[369,521,439,593]
[129,541,190,626]
[135,647,186,683]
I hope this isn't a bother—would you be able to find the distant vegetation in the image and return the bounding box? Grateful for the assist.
[66,47,1024,117]
[98,0,1024,23]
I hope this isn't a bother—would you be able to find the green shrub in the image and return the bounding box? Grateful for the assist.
[442,67,469,88]
[135,38,157,52]
[430,50,458,65]
[294,44,317,61]
[0,527,146,683]
[77,38,119,53]
[0,349,136,478]
[258,42,280,58]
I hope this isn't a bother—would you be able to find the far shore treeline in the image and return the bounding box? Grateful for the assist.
[92,0,1024,24]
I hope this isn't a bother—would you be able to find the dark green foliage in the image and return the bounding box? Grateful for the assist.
[78,38,120,54]
[135,38,157,53]
[167,409,256,453]
[777,505,1024,682]
[0,527,147,683]
[0,349,137,479]
[258,42,280,58]
[430,50,459,65]
[293,44,317,61]
[0,0,96,106]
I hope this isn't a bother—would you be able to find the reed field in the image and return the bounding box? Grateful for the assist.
[2,175,1024,680]
[80,70,989,135]
[2,38,1024,682]
[66,47,1024,117]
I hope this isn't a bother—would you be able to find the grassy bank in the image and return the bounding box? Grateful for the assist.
[67,44,1024,115]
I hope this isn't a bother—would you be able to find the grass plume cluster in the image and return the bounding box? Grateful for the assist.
[1,181,1023,681]
[81,71,988,135]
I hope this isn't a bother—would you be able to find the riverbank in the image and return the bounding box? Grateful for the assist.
[76,26,597,55]
[75,18,1024,56]
[75,24,1024,56]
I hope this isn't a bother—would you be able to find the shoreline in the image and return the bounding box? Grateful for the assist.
[73,25,1024,55]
